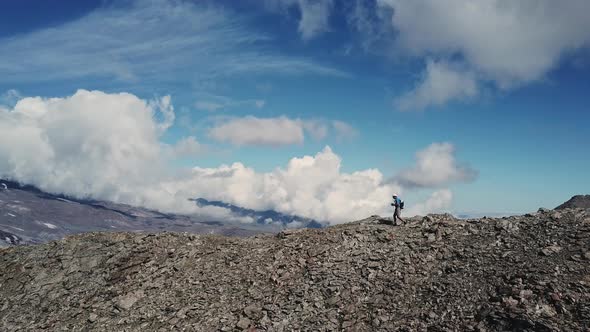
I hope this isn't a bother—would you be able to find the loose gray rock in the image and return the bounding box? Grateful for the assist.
[1,208,589,331]
[88,313,98,323]
[115,291,143,310]
[236,317,251,329]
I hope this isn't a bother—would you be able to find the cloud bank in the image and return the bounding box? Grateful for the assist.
[169,146,401,223]
[1,90,474,224]
[0,90,205,214]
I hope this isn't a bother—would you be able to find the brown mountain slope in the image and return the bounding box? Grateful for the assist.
[1,208,589,331]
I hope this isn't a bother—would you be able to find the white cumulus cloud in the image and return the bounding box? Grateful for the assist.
[0,89,223,217]
[171,136,205,158]
[378,0,590,108]
[332,120,359,141]
[302,120,329,140]
[208,116,358,147]
[168,146,401,224]
[395,60,478,111]
[396,142,477,188]
[404,189,453,217]
[209,116,306,146]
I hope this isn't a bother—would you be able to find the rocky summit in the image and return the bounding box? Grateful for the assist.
[556,195,590,211]
[1,207,590,331]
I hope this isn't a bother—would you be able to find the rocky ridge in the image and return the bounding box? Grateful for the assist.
[556,195,590,210]
[1,207,589,331]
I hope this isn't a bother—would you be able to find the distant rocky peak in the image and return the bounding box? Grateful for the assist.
[555,195,590,210]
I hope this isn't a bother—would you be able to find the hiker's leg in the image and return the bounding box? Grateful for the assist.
[396,209,405,223]
[393,209,397,223]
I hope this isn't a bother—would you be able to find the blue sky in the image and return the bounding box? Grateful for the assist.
[0,0,589,220]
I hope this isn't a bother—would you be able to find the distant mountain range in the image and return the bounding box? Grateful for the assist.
[191,198,323,229]
[0,180,321,247]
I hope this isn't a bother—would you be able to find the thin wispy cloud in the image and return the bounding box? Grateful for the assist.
[195,94,266,112]
[332,120,359,141]
[0,0,347,85]
[0,89,22,107]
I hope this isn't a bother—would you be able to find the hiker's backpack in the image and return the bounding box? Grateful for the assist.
[400,200,405,209]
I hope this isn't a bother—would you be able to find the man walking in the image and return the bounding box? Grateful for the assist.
[391,194,405,225]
